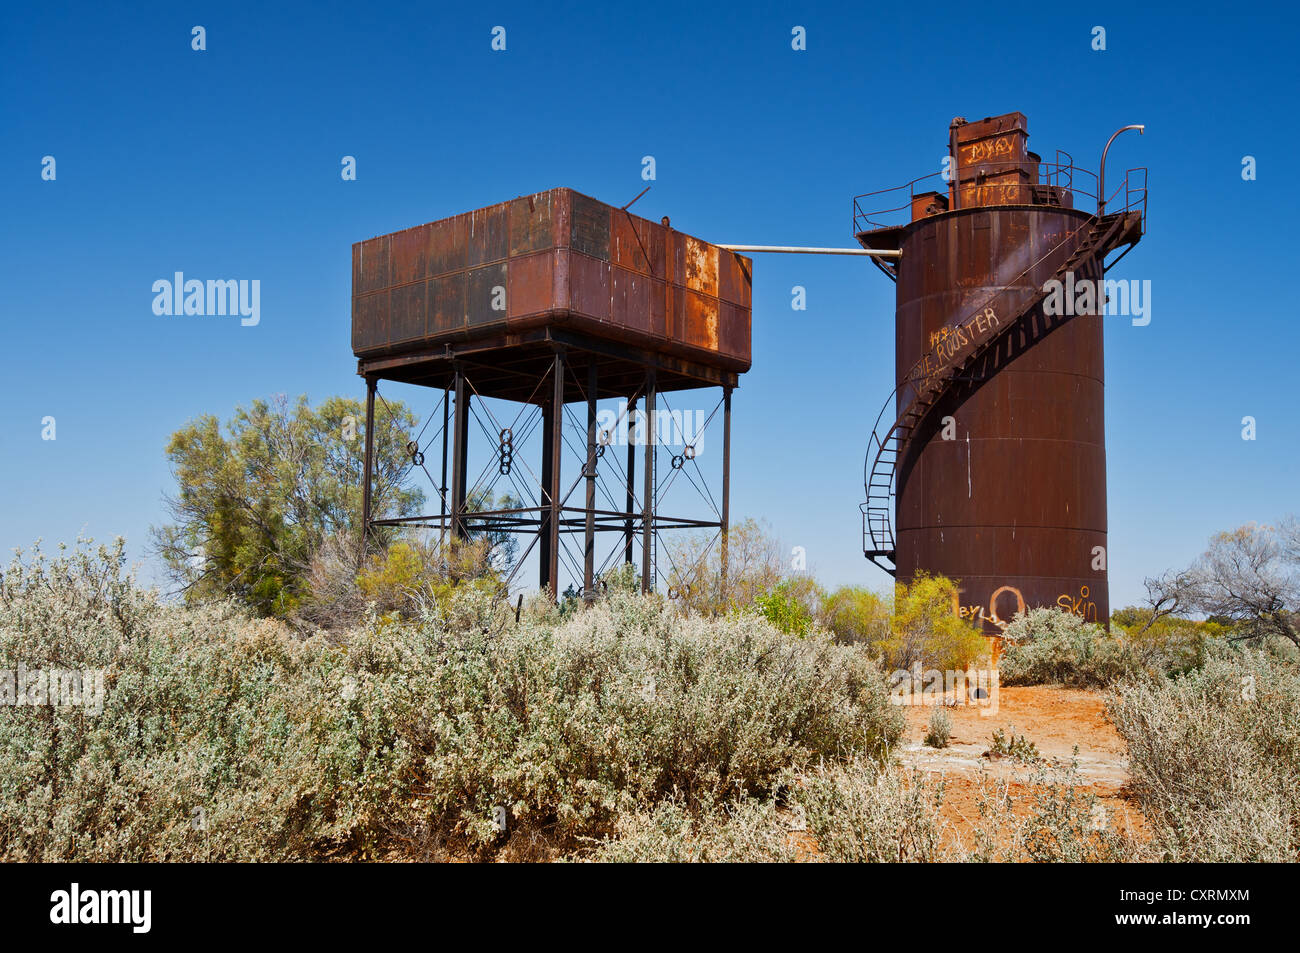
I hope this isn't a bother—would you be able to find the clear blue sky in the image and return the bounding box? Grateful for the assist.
[2,0,1297,608]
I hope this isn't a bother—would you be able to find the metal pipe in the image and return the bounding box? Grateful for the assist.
[717,244,901,258]
[1098,124,1144,214]
[948,121,961,212]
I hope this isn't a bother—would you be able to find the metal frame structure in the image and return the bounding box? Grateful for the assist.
[359,329,734,599]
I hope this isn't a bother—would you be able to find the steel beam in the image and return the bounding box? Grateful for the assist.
[450,366,469,539]
[641,370,656,594]
[361,376,376,556]
[625,397,636,566]
[721,385,732,595]
[584,361,597,600]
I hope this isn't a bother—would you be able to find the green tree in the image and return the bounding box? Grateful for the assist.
[820,585,891,646]
[887,573,988,671]
[151,393,423,616]
[755,577,823,636]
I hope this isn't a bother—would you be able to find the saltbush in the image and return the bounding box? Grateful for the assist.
[1107,651,1300,861]
[0,540,903,860]
[999,608,1142,687]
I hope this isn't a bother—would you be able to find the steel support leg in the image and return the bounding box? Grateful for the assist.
[440,386,450,545]
[361,376,376,558]
[641,370,656,594]
[624,397,637,566]
[451,366,469,540]
[584,361,597,600]
[539,350,564,596]
[721,385,732,598]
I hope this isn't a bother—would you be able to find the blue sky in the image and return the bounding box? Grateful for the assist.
[2,1,1297,607]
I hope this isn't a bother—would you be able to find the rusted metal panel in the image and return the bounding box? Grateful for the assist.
[351,187,751,375]
[674,233,719,297]
[428,216,467,277]
[509,191,554,257]
[910,191,948,222]
[352,288,388,352]
[467,263,508,327]
[468,204,508,265]
[718,247,751,307]
[569,192,610,260]
[568,251,611,321]
[954,112,1029,178]
[388,280,427,345]
[354,235,390,293]
[428,273,465,335]
[506,249,555,321]
[682,290,720,353]
[611,210,664,277]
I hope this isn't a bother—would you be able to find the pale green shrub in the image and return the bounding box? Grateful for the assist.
[586,759,946,863]
[793,760,945,862]
[0,539,353,860]
[1000,608,1141,687]
[923,707,952,748]
[582,796,803,862]
[0,540,903,860]
[412,592,904,844]
[987,726,1040,762]
[965,760,1151,862]
[1107,652,1300,861]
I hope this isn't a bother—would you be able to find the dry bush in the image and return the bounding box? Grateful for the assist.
[962,761,1152,863]
[664,518,784,616]
[1107,651,1300,861]
[296,532,498,632]
[0,539,902,860]
[793,760,947,862]
[582,796,804,862]
[1000,608,1143,687]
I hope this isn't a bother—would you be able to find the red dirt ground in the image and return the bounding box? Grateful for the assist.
[898,685,1148,847]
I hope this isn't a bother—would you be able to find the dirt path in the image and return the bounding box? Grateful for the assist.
[897,686,1147,844]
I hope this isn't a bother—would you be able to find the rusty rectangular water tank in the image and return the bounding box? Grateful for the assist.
[352,188,752,375]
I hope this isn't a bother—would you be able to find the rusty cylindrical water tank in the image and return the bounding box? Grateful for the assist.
[893,203,1108,631]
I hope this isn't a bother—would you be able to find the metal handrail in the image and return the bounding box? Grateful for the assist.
[853,159,1109,233]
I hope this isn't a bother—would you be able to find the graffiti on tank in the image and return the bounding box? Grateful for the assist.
[959,184,1023,206]
[917,306,1000,386]
[1057,585,1098,622]
[959,137,1015,164]
[950,584,1026,630]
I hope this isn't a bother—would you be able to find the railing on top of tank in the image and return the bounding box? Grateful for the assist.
[852,152,1146,233]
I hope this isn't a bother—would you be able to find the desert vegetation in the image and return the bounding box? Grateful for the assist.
[2,394,1297,862]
